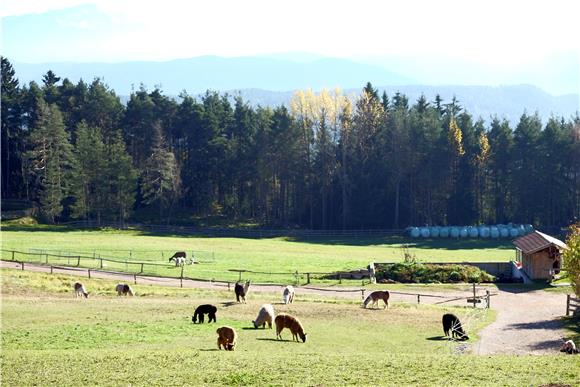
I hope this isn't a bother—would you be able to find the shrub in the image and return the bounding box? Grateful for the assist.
[375,263,495,284]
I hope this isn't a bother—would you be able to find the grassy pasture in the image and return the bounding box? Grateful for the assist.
[0,225,515,284]
[1,269,579,386]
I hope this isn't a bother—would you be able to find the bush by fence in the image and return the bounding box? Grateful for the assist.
[375,262,495,284]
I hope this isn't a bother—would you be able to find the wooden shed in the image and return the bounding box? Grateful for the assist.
[513,231,568,280]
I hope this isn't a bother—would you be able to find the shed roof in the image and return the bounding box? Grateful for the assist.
[513,231,568,255]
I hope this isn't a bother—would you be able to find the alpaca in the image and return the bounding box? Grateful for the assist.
[169,256,185,267]
[283,286,295,304]
[73,282,89,298]
[275,313,307,342]
[235,280,250,303]
[442,313,469,340]
[169,251,187,260]
[115,283,134,296]
[363,290,389,309]
[253,304,275,329]
[560,340,579,354]
[216,326,237,351]
[192,304,217,323]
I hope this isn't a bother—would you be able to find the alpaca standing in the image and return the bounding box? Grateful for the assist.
[560,340,579,354]
[216,326,237,350]
[192,304,217,323]
[234,280,250,303]
[253,304,275,329]
[442,313,469,340]
[275,313,307,342]
[115,283,134,296]
[282,286,295,304]
[363,290,389,309]
[73,282,89,298]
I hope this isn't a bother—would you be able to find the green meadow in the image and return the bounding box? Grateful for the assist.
[1,269,578,386]
[0,225,515,283]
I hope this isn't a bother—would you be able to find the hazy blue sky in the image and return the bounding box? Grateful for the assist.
[1,0,579,94]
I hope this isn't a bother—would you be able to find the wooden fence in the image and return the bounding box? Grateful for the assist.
[566,294,580,316]
[0,249,371,286]
[2,257,493,308]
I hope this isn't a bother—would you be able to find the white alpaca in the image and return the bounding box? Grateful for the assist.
[73,282,89,298]
[283,285,295,304]
[170,257,185,266]
[252,304,275,329]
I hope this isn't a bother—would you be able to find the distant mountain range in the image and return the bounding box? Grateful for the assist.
[12,56,579,124]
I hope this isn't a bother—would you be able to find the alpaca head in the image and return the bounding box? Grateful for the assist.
[299,332,307,343]
[252,320,258,328]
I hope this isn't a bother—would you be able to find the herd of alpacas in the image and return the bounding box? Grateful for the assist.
[72,281,578,354]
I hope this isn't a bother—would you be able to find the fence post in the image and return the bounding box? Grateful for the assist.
[472,283,477,308]
[566,294,571,317]
[180,266,184,288]
[88,269,91,279]
[238,271,242,281]
[228,282,231,291]
[50,265,53,274]
[11,251,15,261]
[140,263,144,273]
[417,294,421,304]
[361,289,365,302]
[134,274,137,285]
[295,271,299,286]
[306,273,311,284]
[338,273,342,284]
[77,256,81,267]
[486,290,490,309]
[21,261,24,271]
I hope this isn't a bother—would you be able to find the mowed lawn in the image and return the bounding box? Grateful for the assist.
[0,226,515,283]
[1,269,578,386]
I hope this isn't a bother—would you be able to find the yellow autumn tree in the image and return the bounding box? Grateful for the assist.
[563,223,580,297]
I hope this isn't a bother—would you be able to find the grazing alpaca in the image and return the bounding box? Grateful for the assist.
[115,283,134,296]
[235,280,251,303]
[275,313,307,342]
[253,304,275,329]
[73,282,89,298]
[169,256,186,267]
[192,304,217,324]
[442,313,469,340]
[363,290,389,309]
[560,340,579,354]
[216,326,237,351]
[283,286,295,304]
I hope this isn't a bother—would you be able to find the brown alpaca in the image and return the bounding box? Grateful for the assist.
[275,313,307,343]
[216,326,237,351]
[363,290,389,309]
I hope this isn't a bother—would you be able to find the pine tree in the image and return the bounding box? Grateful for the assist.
[25,100,74,222]
[106,131,137,223]
[71,122,108,221]
[141,123,181,221]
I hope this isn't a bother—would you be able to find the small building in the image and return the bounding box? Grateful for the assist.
[513,231,568,280]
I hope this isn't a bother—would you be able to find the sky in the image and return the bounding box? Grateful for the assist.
[1,0,579,94]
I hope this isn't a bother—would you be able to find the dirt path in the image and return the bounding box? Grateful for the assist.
[475,287,568,355]
[1,260,570,355]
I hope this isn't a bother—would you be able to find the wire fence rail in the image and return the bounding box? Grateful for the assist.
[1,249,373,286]
[60,221,406,239]
[2,254,494,308]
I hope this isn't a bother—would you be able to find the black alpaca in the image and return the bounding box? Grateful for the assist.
[235,280,250,303]
[192,304,217,323]
[442,313,469,340]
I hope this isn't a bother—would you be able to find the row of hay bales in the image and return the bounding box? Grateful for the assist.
[407,224,533,239]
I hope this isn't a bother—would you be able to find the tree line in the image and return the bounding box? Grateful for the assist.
[2,57,579,228]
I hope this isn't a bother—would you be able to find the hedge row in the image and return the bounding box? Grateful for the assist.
[375,263,495,284]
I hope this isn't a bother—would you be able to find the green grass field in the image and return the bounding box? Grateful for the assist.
[1,269,579,386]
[0,225,515,284]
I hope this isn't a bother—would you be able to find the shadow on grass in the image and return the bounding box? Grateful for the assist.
[495,283,555,294]
[220,301,239,308]
[241,327,273,331]
[426,336,448,341]
[198,348,219,352]
[562,316,580,342]
[255,338,294,342]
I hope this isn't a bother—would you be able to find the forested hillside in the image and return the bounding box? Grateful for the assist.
[2,57,579,228]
